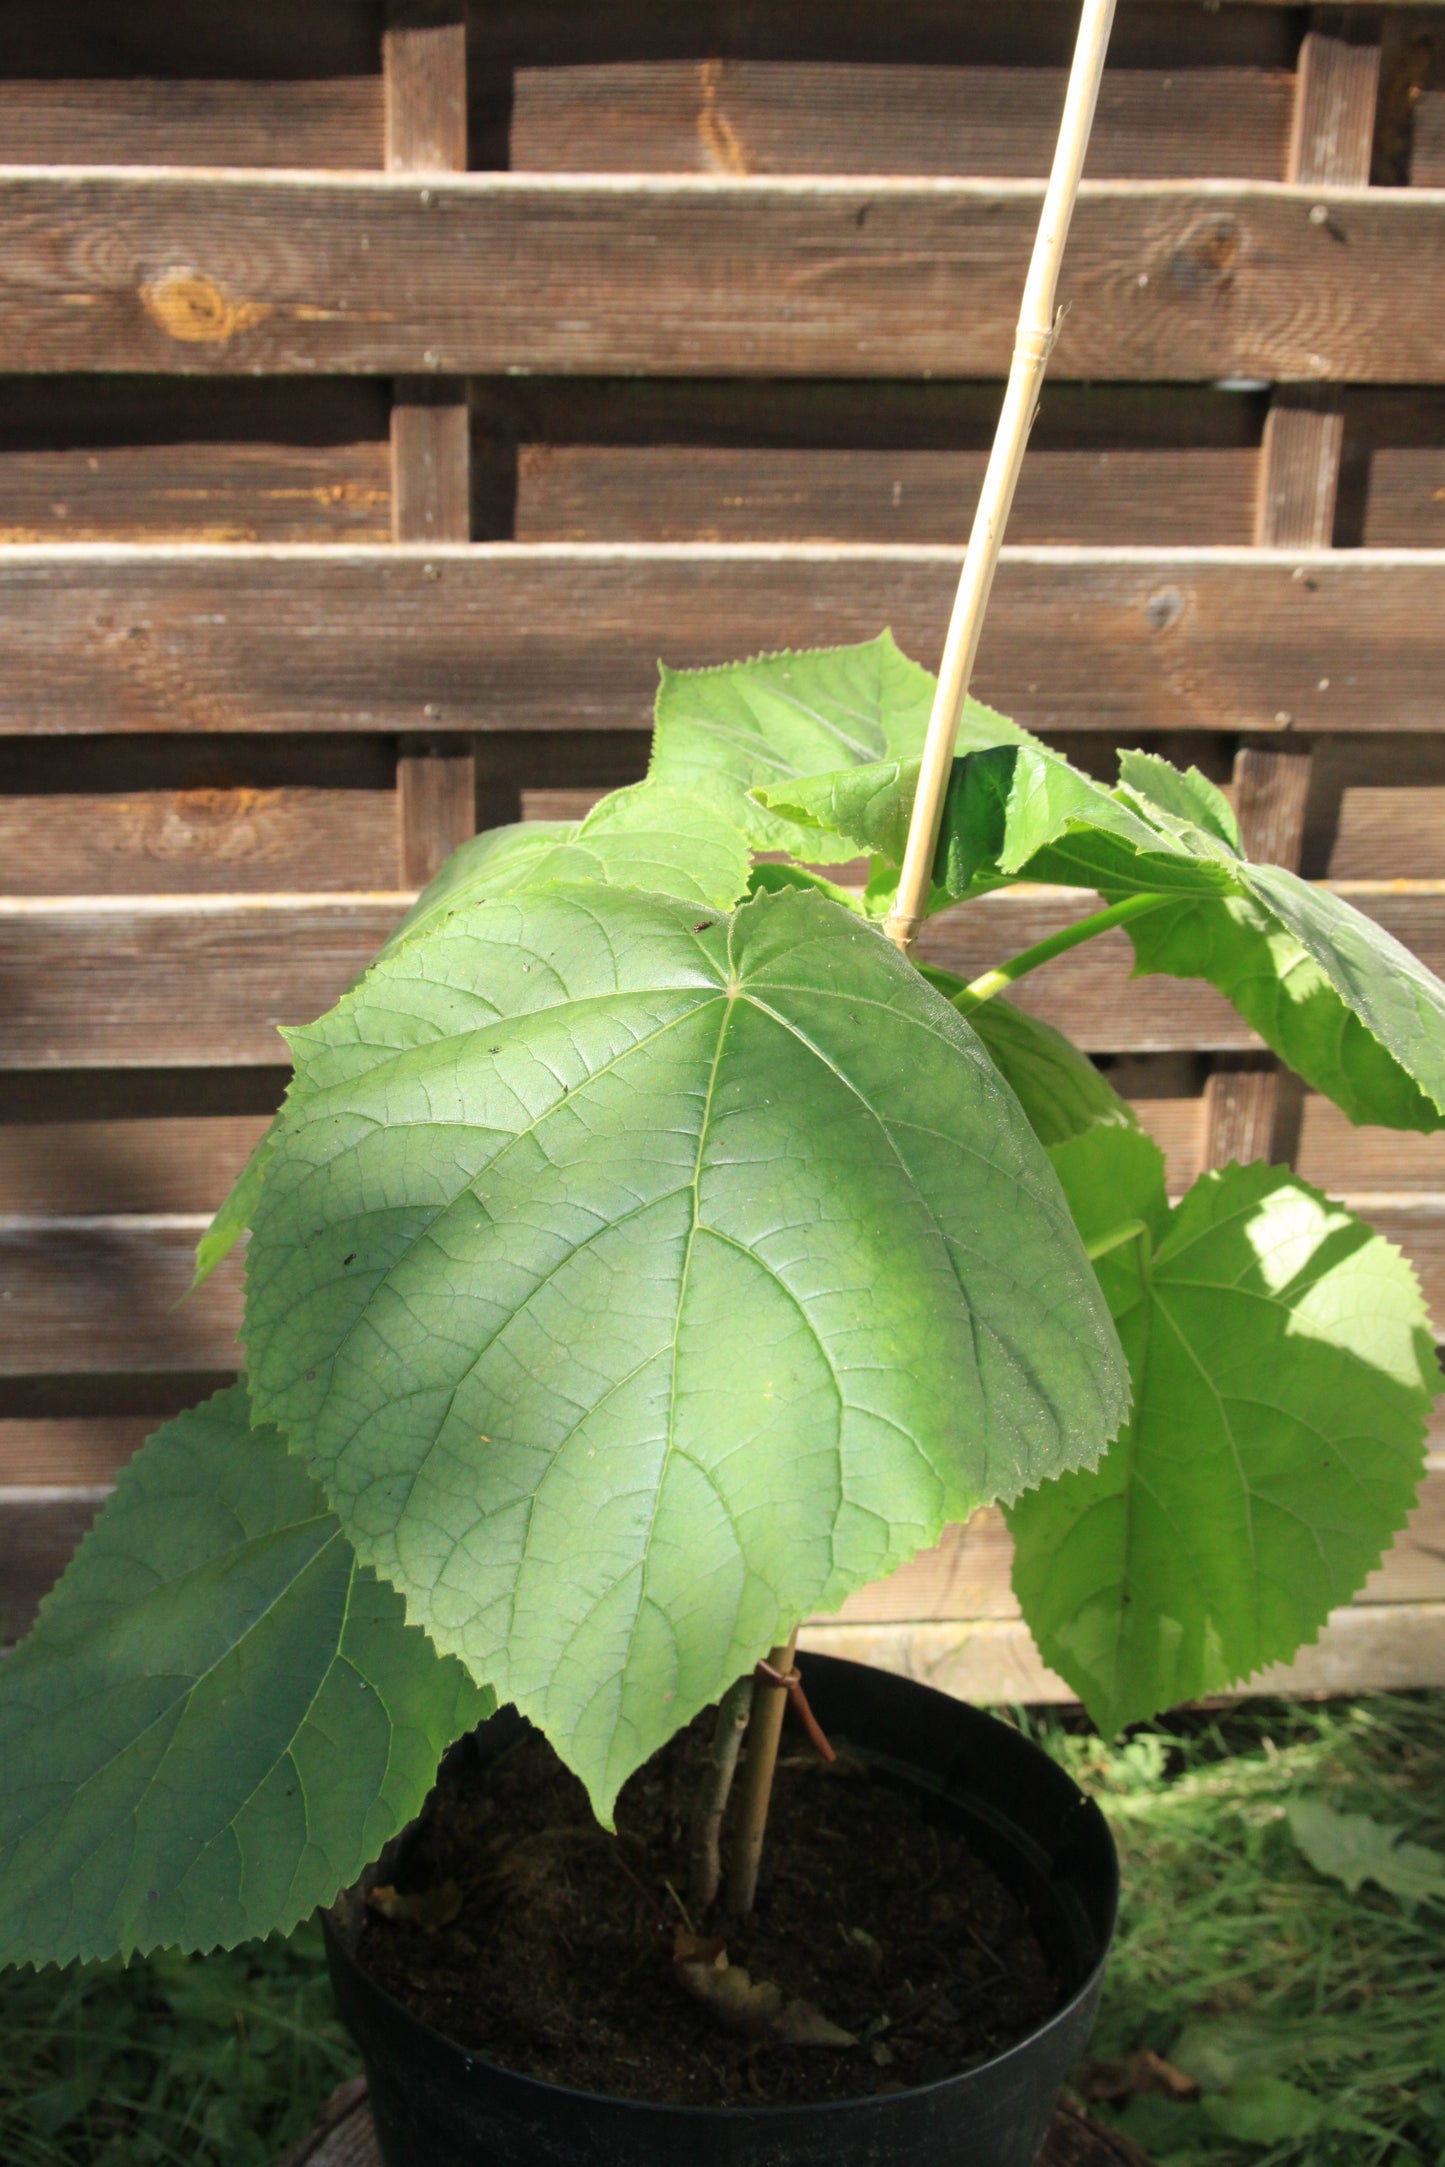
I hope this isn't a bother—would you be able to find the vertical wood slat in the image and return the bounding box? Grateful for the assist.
[1255,15,1382,551]
[385,0,476,885]
[1287,19,1383,188]
[1210,9,1381,1170]
[383,1,468,171]
[1203,747,1314,1168]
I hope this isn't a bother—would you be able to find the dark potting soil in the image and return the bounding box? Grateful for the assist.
[355,1708,1060,2107]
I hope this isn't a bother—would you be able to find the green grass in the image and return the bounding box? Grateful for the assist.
[0,1921,358,2167]
[1028,1692,1445,2165]
[2,1693,1442,2165]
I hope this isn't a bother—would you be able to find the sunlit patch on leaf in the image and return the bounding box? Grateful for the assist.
[1008,1129,1438,1736]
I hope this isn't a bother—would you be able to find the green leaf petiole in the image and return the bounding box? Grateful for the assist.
[1084,1218,1152,1266]
[951,891,1173,1012]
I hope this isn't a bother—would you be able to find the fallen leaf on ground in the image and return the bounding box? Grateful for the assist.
[366,1881,462,1931]
[1287,1798,1445,1910]
[1203,2075,1322,2144]
[1075,2047,1201,2104]
[673,1930,855,2047]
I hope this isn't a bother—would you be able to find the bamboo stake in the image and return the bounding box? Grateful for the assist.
[883,0,1119,956]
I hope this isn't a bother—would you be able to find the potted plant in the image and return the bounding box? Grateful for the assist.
[2,5,1441,2161]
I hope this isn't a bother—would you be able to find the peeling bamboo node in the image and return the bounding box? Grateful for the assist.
[884,0,1117,957]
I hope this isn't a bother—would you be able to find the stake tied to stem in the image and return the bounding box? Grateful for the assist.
[883,0,1119,956]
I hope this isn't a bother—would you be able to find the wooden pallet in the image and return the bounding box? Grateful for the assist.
[2,0,1444,1699]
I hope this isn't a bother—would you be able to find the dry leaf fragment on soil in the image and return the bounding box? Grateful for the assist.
[1076,2047,1202,2104]
[673,1930,856,2048]
[366,1881,462,1932]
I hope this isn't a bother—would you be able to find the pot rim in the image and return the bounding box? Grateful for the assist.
[326,1668,1118,2123]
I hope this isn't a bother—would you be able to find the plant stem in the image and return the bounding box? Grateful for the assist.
[687,1673,754,1918]
[724,1629,798,1917]
[950,892,1171,1012]
[884,0,1118,957]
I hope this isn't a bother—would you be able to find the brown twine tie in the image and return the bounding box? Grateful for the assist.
[752,1657,836,1764]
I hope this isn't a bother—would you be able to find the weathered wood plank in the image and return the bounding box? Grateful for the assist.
[8,881,1445,1068]
[0,78,382,171]
[801,1601,1445,1703]
[2,175,1444,381]
[0,787,398,893]
[0,1117,268,1214]
[1416,89,1445,185]
[515,447,1259,546]
[510,62,1294,180]
[0,1419,154,1486]
[829,1462,1445,1625]
[1202,747,1313,1166]
[0,894,407,1067]
[0,1220,242,1375]
[398,750,476,883]
[4,1089,1431,1230]
[0,1487,110,1642]
[1256,404,1345,547]
[34,1197,1444,1381]
[384,2,468,174]
[2,545,1445,738]
[387,2,479,888]
[1287,26,1381,188]
[0,442,391,545]
[1361,449,1445,547]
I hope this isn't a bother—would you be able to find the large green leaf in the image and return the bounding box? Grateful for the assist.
[385,786,751,961]
[196,788,755,1285]
[243,881,1128,1817]
[919,968,1136,1149]
[757,734,1241,907]
[893,728,1445,1131]
[651,631,959,861]
[1008,1128,1438,1734]
[1125,889,1445,1132]
[0,1385,488,1968]
[384,820,579,956]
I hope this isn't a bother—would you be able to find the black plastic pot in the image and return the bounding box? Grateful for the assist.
[325,1653,1117,2167]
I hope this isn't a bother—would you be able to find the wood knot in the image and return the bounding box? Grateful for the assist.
[140,267,272,346]
[1145,587,1184,633]
[1170,217,1241,294]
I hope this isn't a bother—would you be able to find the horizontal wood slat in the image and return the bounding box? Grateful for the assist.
[801,1601,1445,1704]
[0,786,398,892]
[2,545,1444,738]
[0,1419,155,1486]
[2,175,1445,381]
[0,1487,110,1642]
[0,79,382,171]
[515,447,1260,546]
[0,1092,1432,1220]
[0,433,1432,563]
[0,442,391,545]
[0,1118,269,1213]
[829,1461,1445,1625]
[8,882,1445,1067]
[0,895,407,1066]
[1362,448,1445,546]
[510,63,1295,180]
[0,1220,241,1374]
